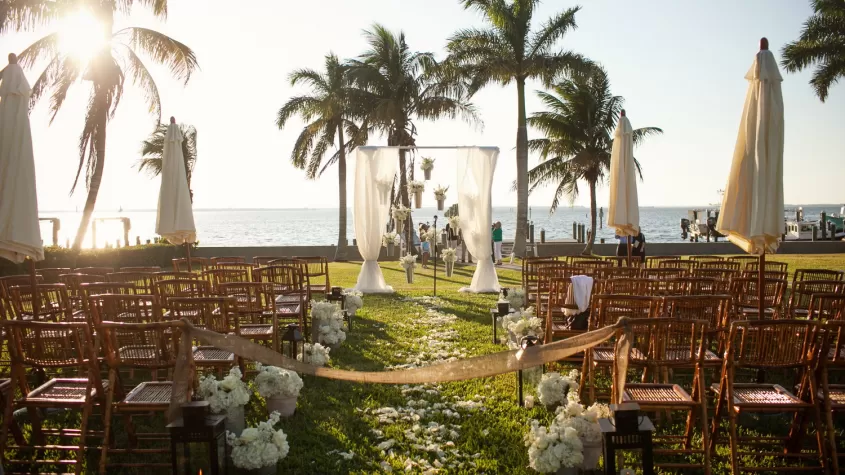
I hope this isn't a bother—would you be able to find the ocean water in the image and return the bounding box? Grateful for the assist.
[39,205,841,248]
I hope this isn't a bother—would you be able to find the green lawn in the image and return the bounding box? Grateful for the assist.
[9,254,845,473]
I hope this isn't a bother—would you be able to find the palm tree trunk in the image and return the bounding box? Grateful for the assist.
[72,102,107,251]
[514,77,529,258]
[334,124,348,260]
[583,179,598,255]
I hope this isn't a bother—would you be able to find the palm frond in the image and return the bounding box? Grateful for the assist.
[528,6,580,57]
[0,0,69,33]
[116,27,198,84]
[276,95,321,128]
[632,127,663,146]
[17,32,59,68]
[120,44,161,123]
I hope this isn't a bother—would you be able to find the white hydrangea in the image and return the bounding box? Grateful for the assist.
[537,370,581,407]
[400,253,417,270]
[525,419,584,473]
[311,300,346,346]
[343,289,364,314]
[382,232,401,247]
[227,412,289,470]
[500,307,544,348]
[297,342,331,366]
[441,248,457,263]
[253,364,303,398]
[197,367,250,413]
[504,288,526,310]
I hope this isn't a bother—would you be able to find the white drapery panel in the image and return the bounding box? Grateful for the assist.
[155,123,196,245]
[0,64,43,263]
[353,147,398,293]
[457,147,500,293]
[716,49,784,255]
[607,115,640,237]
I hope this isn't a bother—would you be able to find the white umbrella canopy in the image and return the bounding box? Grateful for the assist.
[155,118,196,245]
[606,110,640,237]
[717,39,784,255]
[0,54,43,263]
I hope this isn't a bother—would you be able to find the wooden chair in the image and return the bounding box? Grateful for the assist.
[169,297,237,375]
[661,295,732,357]
[214,262,255,279]
[88,294,161,327]
[536,262,573,314]
[119,266,161,273]
[785,280,843,319]
[668,276,723,295]
[253,265,308,335]
[710,320,826,474]
[218,282,280,352]
[640,268,688,280]
[646,255,676,268]
[203,268,250,294]
[73,267,114,277]
[154,279,211,314]
[151,271,197,285]
[522,258,559,306]
[297,256,331,297]
[59,273,102,310]
[544,277,582,346]
[744,259,789,274]
[570,259,613,271]
[740,269,789,282]
[692,267,739,285]
[0,320,102,475]
[36,267,72,284]
[210,256,246,266]
[793,269,845,287]
[805,293,845,321]
[728,255,759,265]
[8,284,75,322]
[566,255,604,265]
[728,277,787,320]
[818,320,845,473]
[171,257,209,273]
[0,275,44,315]
[658,259,699,273]
[620,318,712,474]
[252,256,279,267]
[603,256,643,268]
[688,255,724,263]
[96,320,185,474]
[79,283,139,319]
[603,266,640,280]
[699,260,741,271]
[107,272,156,295]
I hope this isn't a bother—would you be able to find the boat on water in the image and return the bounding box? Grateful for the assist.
[784,206,845,241]
[680,209,724,242]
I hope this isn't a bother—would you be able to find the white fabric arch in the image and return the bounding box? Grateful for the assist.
[353,147,398,293]
[456,147,500,293]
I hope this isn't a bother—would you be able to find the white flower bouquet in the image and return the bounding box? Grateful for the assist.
[420,157,435,171]
[505,287,526,310]
[441,248,457,263]
[311,300,346,347]
[407,180,425,194]
[433,185,448,200]
[525,419,584,473]
[537,370,581,407]
[500,307,543,349]
[382,232,401,248]
[254,363,304,399]
[422,228,437,244]
[227,412,290,470]
[297,342,331,366]
[343,289,364,315]
[448,215,460,230]
[392,205,412,232]
[197,367,251,414]
[399,253,417,270]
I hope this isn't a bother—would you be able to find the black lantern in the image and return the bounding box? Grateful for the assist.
[281,323,304,360]
[168,402,229,475]
[517,335,541,407]
[600,402,655,475]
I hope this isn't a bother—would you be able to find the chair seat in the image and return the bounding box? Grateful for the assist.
[274,304,302,315]
[818,385,845,408]
[665,347,721,363]
[120,381,173,407]
[711,383,807,407]
[739,306,777,317]
[119,345,159,362]
[25,378,106,404]
[193,346,234,363]
[308,284,328,294]
[239,324,273,338]
[593,347,646,363]
[624,384,695,405]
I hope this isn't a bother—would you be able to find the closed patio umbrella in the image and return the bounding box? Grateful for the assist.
[156,117,196,267]
[607,110,639,264]
[717,38,784,317]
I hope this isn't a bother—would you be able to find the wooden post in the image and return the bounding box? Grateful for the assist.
[758,253,765,319]
[28,257,38,319]
[185,243,192,272]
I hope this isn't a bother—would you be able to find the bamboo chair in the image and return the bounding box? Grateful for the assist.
[202,269,250,294]
[0,275,44,315]
[544,277,586,352]
[641,268,688,280]
[818,320,845,473]
[36,268,71,284]
[785,280,843,319]
[581,294,661,402]
[522,258,559,306]
[218,282,280,352]
[214,262,256,278]
[688,255,725,263]
[620,318,712,474]
[59,273,102,311]
[744,259,789,274]
[566,255,604,265]
[536,263,574,314]
[252,256,279,267]
[210,256,246,267]
[118,266,161,273]
[658,259,699,273]
[107,272,156,295]
[646,256,676,268]
[710,320,826,474]
[155,279,211,314]
[253,265,308,334]
[604,266,640,280]
[805,293,845,321]
[602,278,646,296]
[669,276,722,295]
[571,259,614,272]
[699,260,741,271]
[79,283,138,320]
[728,277,787,321]
[171,257,209,273]
[692,267,739,285]
[740,269,789,282]
[793,269,845,287]
[296,256,331,297]
[661,295,731,359]
[96,320,185,474]
[169,297,237,375]
[0,320,103,475]
[728,255,759,265]
[73,267,114,277]
[603,256,643,268]
[8,284,75,322]
[88,294,161,328]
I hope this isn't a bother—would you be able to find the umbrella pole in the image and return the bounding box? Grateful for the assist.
[758,252,765,318]
[28,257,38,319]
[185,243,192,272]
[626,237,632,267]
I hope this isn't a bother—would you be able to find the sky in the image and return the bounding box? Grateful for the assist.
[0,0,843,214]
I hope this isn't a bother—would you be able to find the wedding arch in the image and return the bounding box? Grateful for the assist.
[352,146,501,294]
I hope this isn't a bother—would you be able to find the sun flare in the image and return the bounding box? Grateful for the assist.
[58,9,108,64]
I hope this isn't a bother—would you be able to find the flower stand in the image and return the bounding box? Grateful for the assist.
[445,261,454,277]
[224,405,245,436]
[387,243,395,256]
[396,220,404,233]
[413,190,422,208]
[582,442,602,471]
[405,267,414,283]
[267,395,297,417]
[436,198,444,210]
[423,168,432,180]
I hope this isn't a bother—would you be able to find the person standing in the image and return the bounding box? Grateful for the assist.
[632,230,646,261]
[446,222,458,249]
[493,221,503,266]
[420,224,431,268]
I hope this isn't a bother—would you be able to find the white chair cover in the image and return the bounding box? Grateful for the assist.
[457,147,500,293]
[353,147,398,293]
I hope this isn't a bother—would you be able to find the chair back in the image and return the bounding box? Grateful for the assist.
[571,259,613,271]
[724,320,818,370]
[119,266,162,273]
[640,268,688,280]
[218,282,276,315]
[253,256,278,267]
[823,320,845,370]
[155,279,211,309]
[728,255,759,265]
[630,317,709,369]
[645,256,676,268]
[604,267,640,280]
[172,257,210,273]
[589,294,661,329]
[522,258,558,292]
[793,269,845,287]
[107,272,156,294]
[0,275,45,299]
[698,261,741,271]
[73,267,114,277]
[214,263,255,278]
[8,284,73,322]
[603,256,643,268]
[806,293,845,321]
[88,294,161,326]
[79,283,138,317]
[744,260,788,274]
[729,277,787,312]
[210,256,246,266]
[740,269,789,282]
[566,255,604,265]
[99,321,181,370]
[668,277,722,295]
[203,269,250,293]
[297,256,330,289]
[688,255,724,263]
[657,259,698,272]
[692,267,738,283]
[36,268,72,284]
[6,320,97,372]
[661,295,731,334]
[786,280,843,318]
[169,297,235,334]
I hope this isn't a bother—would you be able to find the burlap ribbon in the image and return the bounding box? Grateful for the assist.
[168,317,632,421]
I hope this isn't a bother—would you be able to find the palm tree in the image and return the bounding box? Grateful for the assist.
[138,122,198,201]
[347,24,479,213]
[525,66,662,254]
[447,0,591,257]
[781,0,845,102]
[276,54,364,254]
[3,1,198,250]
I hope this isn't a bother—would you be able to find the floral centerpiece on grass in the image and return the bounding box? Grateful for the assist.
[408,180,425,208]
[343,289,363,315]
[433,185,448,210]
[297,342,331,366]
[400,253,417,283]
[525,419,583,473]
[392,205,412,233]
[382,232,401,255]
[227,412,290,472]
[499,307,543,349]
[504,287,526,310]
[311,301,346,348]
[537,369,581,408]
[198,367,251,434]
[421,157,435,179]
[254,363,303,417]
[442,248,457,276]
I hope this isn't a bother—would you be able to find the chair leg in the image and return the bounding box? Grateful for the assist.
[728,407,740,475]
[709,377,726,454]
[76,394,94,475]
[98,371,117,475]
[822,371,839,475]
[0,381,14,467]
[698,369,712,475]
[807,374,829,473]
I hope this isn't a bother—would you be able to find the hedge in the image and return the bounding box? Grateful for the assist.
[0,244,188,276]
